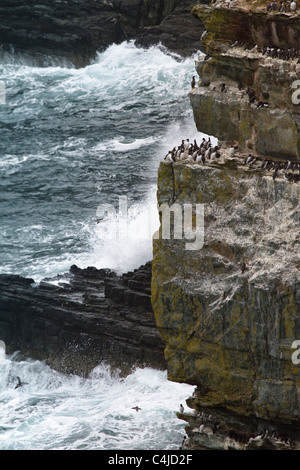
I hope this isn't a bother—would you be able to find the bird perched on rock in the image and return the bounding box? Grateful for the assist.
[244,154,255,165]
[191,76,196,89]
[256,100,269,109]
[196,151,205,165]
[201,30,208,40]
[290,1,297,11]
[220,83,227,93]
[241,261,248,274]
[164,150,176,163]
[184,139,190,151]
[180,404,184,413]
[229,145,235,157]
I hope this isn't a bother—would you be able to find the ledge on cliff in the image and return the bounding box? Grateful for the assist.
[192,0,300,52]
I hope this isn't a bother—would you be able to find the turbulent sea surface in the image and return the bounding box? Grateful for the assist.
[0,41,205,281]
[0,349,193,450]
[0,41,203,450]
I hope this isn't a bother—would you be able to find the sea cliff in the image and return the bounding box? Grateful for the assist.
[190,0,300,158]
[151,0,300,450]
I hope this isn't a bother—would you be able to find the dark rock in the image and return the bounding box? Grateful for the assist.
[0,0,208,66]
[0,262,166,376]
[135,0,207,57]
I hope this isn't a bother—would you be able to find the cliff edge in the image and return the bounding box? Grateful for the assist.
[151,0,300,450]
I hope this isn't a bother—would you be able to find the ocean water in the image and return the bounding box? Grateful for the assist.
[0,40,204,450]
[0,348,194,450]
[0,40,207,281]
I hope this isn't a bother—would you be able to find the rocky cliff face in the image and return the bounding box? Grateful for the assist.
[151,0,300,450]
[0,0,205,66]
[135,0,208,57]
[190,0,300,160]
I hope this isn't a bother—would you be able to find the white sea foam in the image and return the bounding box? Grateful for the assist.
[94,136,159,153]
[0,154,29,169]
[80,114,217,274]
[0,41,211,280]
[0,354,194,450]
[80,187,159,273]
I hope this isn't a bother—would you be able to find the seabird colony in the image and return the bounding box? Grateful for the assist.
[186,408,295,447]
[229,35,300,72]
[229,39,300,62]
[163,138,300,183]
[266,1,297,12]
[164,138,221,165]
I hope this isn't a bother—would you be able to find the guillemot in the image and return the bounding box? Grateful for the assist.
[15,376,28,389]
[220,83,227,93]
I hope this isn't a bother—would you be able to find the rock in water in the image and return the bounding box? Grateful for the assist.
[0,262,166,375]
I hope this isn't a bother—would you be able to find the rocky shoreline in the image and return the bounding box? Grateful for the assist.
[0,261,166,376]
[0,0,207,67]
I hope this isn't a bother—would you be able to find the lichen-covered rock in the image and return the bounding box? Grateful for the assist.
[152,159,300,448]
[190,1,300,159]
[192,1,300,52]
[151,0,300,451]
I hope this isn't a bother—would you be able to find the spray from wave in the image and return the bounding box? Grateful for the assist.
[0,348,194,450]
